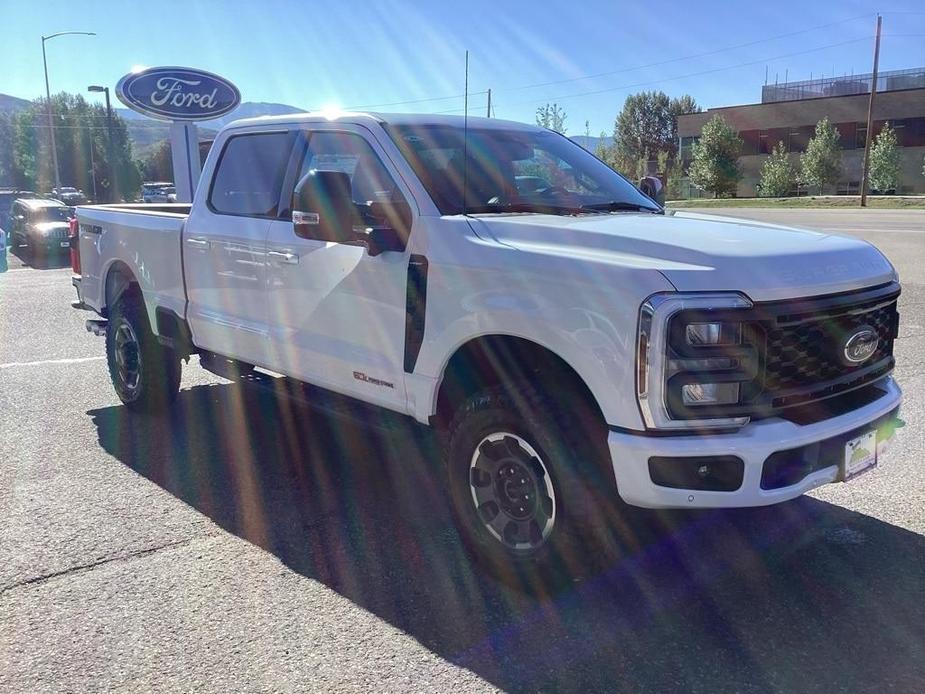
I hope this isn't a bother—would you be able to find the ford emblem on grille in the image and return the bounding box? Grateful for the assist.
[842,326,879,365]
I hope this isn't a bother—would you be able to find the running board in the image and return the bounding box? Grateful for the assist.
[235,369,421,435]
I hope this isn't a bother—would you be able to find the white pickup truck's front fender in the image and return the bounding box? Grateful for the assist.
[407,225,676,430]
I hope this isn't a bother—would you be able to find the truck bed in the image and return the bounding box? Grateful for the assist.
[75,203,191,329]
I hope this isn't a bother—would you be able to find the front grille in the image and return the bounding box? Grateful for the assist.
[753,284,899,412]
[42,228,68,240]
[763,302,895,393]
[665,282,900,420]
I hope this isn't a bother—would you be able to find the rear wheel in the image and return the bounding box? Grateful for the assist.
[444,384,621,591]
[106,293,181,412]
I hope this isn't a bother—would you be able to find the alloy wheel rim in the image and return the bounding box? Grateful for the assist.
[469,432,557,551]
[113,320,141,393]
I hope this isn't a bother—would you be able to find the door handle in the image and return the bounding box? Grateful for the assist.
[267,250,300,265]
[186,237,210,249]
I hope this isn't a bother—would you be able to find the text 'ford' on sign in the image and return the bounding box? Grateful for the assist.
[116,66,241,122]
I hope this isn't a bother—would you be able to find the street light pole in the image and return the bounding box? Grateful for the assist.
[41,31,96,191]
[88,85,116,201]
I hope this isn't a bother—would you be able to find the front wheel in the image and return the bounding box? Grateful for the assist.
[444,385,620,590]
[106,293,181,412]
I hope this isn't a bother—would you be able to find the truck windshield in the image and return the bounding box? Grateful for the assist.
[386,124,660,216]
[36,207,73,222]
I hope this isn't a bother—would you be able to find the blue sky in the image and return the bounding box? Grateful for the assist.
[4,0,924,135]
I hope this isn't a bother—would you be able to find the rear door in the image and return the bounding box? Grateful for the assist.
[263,125,417,412]
[184,128,295,366]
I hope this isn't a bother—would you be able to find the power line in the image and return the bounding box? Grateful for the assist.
[497,35,876,110]
[495,13,874,93]
[313,90,490,112]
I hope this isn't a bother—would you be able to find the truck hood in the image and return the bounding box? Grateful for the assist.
[33,221,69,235]
[474,210,896,301]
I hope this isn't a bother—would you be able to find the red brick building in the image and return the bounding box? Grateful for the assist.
[677,68,925,196]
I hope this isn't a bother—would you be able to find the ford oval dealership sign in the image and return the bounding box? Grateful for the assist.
[116,66,240,121]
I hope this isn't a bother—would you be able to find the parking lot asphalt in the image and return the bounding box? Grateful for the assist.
[2,208,924,692]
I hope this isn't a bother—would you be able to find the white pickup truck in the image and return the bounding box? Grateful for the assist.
[72,112,902,581]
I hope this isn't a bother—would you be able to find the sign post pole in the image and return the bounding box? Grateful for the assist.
[169,122,202,203]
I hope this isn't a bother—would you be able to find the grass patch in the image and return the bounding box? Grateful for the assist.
[666,196,925,209]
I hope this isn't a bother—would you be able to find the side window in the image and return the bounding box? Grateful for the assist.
[209,131,292,217]
[297,131,402,206]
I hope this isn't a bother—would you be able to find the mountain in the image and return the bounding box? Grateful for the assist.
[0,93,30,114]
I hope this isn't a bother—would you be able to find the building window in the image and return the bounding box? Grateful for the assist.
[740,130,759,155]
[758,131,770,154]
[788,126,812,153]
[856,124,867,150]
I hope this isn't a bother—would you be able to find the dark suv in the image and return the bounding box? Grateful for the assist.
[8,198,74,262]
[1,189,40,239]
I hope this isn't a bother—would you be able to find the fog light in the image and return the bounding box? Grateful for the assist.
[682,382,740,406]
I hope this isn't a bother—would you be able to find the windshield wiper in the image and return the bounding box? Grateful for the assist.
[582,201,662,214]
[465,202,590,216]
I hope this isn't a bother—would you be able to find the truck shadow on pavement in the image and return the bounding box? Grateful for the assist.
[88,381,925,693]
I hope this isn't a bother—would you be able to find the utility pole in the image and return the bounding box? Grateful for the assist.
[860,14,882,207]
[89,86,117,201]
[486,88,491,118]
[87,132,98,201]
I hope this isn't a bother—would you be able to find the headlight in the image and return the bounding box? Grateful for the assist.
[637,292,754,430]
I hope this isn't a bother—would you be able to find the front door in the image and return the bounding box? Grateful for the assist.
[264,126,415,412]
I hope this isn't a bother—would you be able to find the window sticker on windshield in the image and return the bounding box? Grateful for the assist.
[309,154,359,175]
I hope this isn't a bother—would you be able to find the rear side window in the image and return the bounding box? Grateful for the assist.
[209,131,292,217]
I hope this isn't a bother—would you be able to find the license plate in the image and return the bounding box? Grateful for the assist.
[844,430,877,481]
[60,241,70,248]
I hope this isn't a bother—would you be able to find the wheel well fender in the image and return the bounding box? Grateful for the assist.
[103,261,140,311]
[433,334,606,431]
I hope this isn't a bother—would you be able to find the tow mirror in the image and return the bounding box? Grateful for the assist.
[358,200,411,256]
[292,170,357,242]
[639,176,665,206]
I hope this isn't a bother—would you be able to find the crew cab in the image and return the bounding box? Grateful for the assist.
[71,112,903,582]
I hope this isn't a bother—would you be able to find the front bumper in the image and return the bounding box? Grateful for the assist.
[33,236,72,252]
[609,377,902,509]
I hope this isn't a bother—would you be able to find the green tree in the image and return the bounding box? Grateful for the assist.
[657,149,684,200]
[688,114,742,197]
[0,113,16,186]
[10,93,141,200]
[868,122,901,193]
[536,103,567,134]
[139,141,174,182]
[758,141,797,197]
[594,130,617,171]
[800,117,841,194]
[614,91,700,166]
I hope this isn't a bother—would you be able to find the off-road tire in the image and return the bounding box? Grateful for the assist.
[444,383,624,592]
[106,293,181,413]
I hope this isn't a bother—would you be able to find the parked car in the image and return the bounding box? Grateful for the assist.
[0,189,40,235]
[51,187,87,205]
[9,198,74,262]
[141,182,175,203]
[71,112,902,585]
[0,225,7,272]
